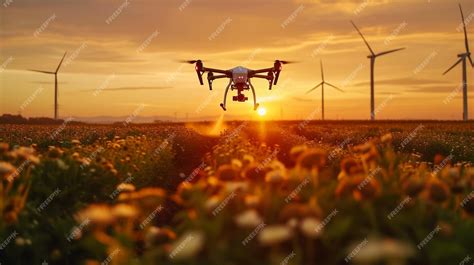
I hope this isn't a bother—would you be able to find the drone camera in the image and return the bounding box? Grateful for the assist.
[233,94,248,102]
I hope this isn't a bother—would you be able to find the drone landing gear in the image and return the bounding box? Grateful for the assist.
[220,79,232,111]
[249,81,259,111]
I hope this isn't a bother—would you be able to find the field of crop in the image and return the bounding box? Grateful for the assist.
[0,121,473,265]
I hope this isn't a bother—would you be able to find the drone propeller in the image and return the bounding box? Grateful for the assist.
[272,60,297,85]
[178,59,205,85]
[179,60,200,64]
[278,60,298,64]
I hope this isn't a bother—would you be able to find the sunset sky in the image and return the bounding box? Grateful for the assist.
[1,0,474,121]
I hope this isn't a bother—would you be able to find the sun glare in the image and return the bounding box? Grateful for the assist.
[258,107,267,116]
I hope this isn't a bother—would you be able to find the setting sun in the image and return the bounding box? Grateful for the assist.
[257,107,267,116]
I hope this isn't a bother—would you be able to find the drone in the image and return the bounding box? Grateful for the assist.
[183,60,293,111]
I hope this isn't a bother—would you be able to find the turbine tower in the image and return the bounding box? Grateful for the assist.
[443,4,473,121]
[351,21,405,120]
[306,60,344,120]
[29,52,67,120]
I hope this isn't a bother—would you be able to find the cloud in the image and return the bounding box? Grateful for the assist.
[83,86,170,92]
[291,96,316,102]
[353,77,451,87]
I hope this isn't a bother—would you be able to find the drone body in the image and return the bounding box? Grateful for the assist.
[185,60,292,111]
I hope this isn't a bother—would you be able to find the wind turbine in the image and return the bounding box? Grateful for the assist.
[306,60,344,120]
[443,4,473,121]
[28,52,67,120]
[351,21,405,120]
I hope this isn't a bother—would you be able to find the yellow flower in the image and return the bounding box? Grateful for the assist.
[296,148,327,170]
[289,145,308,161]
[265,169,287,183]
[381,133,393,144]
[426,177,450,203]
[0,142,9,153]
[216,164,240,181]
[145,227,176,248]
[0,162,16,179]
[76,204,115,226]
[112,204,138,219]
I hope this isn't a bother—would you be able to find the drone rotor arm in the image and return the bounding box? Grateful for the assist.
[202,67,230,75]
[249,68,274,75]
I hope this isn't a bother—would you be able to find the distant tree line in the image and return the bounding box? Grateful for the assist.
[0,114,84,125]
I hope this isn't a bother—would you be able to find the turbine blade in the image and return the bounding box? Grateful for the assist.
[28,69,55,74]
[351,20,375,55]
[469,55,474,67]
[459,4,471,54]
[443,58,463,75]
[320,59,324,82]
[326,82,344,93]
[306,82,323,94]
[56,52,67,73]
[375,48,405,57]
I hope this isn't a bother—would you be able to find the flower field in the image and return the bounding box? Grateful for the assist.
[0,121,473,265]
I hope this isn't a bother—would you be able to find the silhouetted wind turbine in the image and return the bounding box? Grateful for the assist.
[351,21,405,120]
[28,52,67,120]
[306,60,344,120]
[443,4,473,121]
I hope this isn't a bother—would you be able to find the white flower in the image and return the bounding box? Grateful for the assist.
[258,225,293,246]
[354,237,415,263]
[300,217,322,238]
[235,209,263,229]
[117,183,136,193]
[169,231,205,260]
